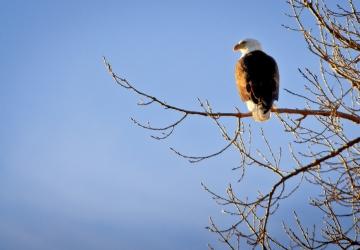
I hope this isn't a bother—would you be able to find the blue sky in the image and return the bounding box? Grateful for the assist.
[0,1,321,249]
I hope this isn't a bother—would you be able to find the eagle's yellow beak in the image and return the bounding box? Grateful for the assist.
[233,43,242,52]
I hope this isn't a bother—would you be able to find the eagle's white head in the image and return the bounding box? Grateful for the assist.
[233,38,262,56]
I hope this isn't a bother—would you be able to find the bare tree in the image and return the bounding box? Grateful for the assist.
[104,0,359,249]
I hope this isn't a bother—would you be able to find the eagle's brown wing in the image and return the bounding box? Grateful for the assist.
[235,51,279,110]
[235,60,251,102]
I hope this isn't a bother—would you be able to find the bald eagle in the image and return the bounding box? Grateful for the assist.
[234,39,279,122]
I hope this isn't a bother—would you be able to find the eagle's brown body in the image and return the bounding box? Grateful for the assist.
[235,50,279,121]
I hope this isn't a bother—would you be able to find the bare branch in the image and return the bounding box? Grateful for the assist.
[104,57,360,124]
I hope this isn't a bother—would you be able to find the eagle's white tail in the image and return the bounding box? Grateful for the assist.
[245,101,272,122]
[252,105,271,122]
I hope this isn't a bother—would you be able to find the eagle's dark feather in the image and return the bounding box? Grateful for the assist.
[235,50,279,115]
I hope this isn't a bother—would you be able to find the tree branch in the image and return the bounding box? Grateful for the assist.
[104,57,360,124]
[262,136,360,245]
